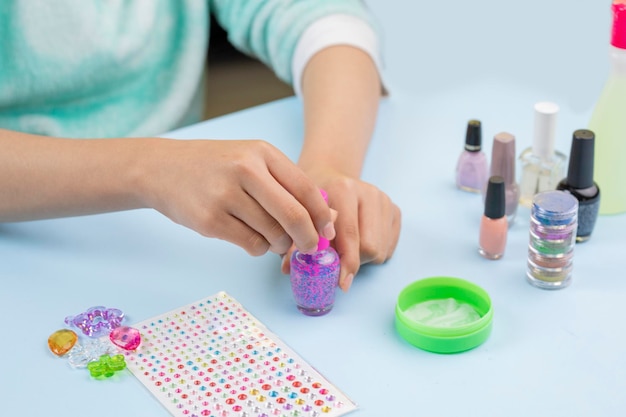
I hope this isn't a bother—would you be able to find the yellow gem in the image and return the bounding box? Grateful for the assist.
[47,329,78,356]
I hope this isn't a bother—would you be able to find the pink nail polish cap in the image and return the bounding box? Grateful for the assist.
[612,1,626,49]
[317,189,330,251]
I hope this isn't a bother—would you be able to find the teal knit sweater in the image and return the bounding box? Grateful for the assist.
[0,0,374,138]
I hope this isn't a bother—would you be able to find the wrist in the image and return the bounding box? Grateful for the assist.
[298,146,364,180]
[124,137,169,210]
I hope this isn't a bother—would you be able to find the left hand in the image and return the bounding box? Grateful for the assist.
[281,168,401,292]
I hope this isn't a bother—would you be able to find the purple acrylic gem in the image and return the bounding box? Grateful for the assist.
[65,306,125,338]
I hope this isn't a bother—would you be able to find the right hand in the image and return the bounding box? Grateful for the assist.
[137,138,335,256]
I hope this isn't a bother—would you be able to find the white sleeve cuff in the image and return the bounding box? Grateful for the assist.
[291,14,383,96]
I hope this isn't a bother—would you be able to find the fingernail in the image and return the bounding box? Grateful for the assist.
[280,255,289,273]
[269,245,280,254]
[341,273,354,292]
[302,245,318,255]
[330,208,339,222]
[322,222,336,240]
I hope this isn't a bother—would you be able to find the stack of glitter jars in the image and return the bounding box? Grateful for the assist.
[526,190,578,289]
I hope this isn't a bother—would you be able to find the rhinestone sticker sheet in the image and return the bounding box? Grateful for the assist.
[124,292,357,417]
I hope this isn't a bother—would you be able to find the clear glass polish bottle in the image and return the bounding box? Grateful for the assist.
[290,190,340,316]
[456,120,488,193]
[519,102,567,208]
[588,1,626,214]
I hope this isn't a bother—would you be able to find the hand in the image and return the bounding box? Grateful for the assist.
[281,168,401,292]
[138,138,335,256]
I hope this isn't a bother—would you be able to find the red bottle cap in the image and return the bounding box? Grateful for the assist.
[612,1,626,49]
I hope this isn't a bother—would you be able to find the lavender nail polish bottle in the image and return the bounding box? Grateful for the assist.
[290,190,340,316]
[456,120,489,193]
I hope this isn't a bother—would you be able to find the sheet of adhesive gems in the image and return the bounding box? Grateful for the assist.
[124,292,356,417]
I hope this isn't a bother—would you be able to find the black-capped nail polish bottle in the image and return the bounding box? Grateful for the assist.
[479,176,508,260]
[456,120,489,193]
[556,129,600,242]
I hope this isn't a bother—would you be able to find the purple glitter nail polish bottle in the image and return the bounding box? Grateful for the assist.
[290,190,340,316]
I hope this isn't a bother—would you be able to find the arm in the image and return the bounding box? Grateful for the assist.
[210,1,401,290]
[0,128,334,256]
[288,45,401,291]
[0,129,145,219]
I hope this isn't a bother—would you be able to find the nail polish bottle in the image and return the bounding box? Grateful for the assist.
[556,129,601,242]
[456,120,488,193]
[479,176,508,260]
[483,132,520,226]
[518,102,567,208]
[588,2,626,214]
[290,190,340,316]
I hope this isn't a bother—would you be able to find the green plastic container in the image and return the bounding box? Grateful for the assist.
[395,277,493,354]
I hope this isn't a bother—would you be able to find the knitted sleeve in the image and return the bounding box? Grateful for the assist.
[209,0,378,84]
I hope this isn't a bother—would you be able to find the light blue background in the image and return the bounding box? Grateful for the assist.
[1,1,624,416]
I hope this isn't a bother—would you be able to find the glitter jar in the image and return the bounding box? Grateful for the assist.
[526,191,578,289]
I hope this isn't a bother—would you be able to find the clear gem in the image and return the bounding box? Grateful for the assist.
[67,338,115,368]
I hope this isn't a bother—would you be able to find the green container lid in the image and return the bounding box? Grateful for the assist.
[395,277,493,354]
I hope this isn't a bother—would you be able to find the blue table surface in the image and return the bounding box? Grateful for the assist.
[2,1,624,416]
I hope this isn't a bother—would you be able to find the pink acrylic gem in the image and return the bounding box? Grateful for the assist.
[109,326,141,351]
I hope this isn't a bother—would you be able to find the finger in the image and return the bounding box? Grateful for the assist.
[330,208,338,223]
[281,211,335,274]
[209,214,271,256]
[229,192,293,255]
[252,145,334,242]
[281,244,297,274]
[358,192,391,265]
[387,203,402,259]
[332,195,360,292]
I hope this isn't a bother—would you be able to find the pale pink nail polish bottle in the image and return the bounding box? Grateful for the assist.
[479,176,508,260]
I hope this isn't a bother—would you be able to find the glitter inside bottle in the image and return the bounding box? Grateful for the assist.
[290,190,340,316]
[526,191,578,290]
[556,129,600,242]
